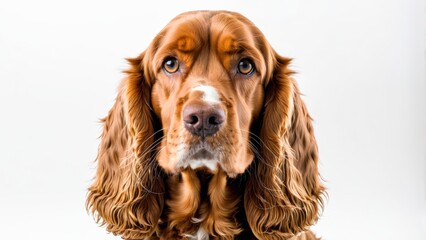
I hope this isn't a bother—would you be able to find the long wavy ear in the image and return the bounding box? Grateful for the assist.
[244,53,325,239]
[87,53,164,239]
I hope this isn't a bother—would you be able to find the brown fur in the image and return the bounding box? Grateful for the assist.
[87,10,325,240]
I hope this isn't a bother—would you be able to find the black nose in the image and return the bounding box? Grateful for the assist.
[183,104,225,137]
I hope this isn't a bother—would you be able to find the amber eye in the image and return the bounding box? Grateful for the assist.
[162,57,179,73]
[238,58,255,75]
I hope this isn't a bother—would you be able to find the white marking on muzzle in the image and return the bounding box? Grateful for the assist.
[192,85,220,104]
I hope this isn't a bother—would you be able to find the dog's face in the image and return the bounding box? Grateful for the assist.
[149,12,270,176]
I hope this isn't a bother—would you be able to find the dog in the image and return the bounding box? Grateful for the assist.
[87,10,325,240]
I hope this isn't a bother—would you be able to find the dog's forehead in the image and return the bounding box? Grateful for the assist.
[161,12,258,53]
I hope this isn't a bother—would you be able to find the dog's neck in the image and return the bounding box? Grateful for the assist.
[158,168,249,239]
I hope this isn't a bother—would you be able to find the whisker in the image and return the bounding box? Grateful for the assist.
[119,134,165,170]
[134,145,167,196]
[136,128,164,149]
[239,129,280,167]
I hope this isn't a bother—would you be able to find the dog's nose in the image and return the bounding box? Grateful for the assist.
[183,104,225,137]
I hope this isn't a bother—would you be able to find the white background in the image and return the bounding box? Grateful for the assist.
[1,0,425,239]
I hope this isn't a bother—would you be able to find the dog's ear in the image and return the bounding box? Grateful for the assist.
[244,52,325,238]
[87,53,164,239]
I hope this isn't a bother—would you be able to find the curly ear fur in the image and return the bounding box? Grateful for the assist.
[244,54,325,239]
[86,53,164,239]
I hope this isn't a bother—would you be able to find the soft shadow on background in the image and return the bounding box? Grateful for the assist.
[0,0,425,239]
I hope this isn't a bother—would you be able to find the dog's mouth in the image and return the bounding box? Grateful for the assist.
[182,146,219,172]
[190,149,214,160]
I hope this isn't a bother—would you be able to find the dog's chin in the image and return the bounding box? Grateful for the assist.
[159,140,252,178]
[183,148,252,179]
[184,148,219,172]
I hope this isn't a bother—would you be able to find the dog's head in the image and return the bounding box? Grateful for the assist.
[87,11,324,239]
[146,11,276,176]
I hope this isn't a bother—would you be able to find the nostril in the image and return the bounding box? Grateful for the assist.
[207,109,225,126]
[188,115,199,125]
[183,105,201,126]
[208,115,216,125]
[207,115,221,125]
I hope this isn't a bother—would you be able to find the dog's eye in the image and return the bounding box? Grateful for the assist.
[162,57,179,74]
[238,58,255,75]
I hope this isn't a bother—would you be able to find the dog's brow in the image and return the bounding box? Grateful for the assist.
[176,36,196,52]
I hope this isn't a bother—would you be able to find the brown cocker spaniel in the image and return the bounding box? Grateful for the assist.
[87,10,325,240]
